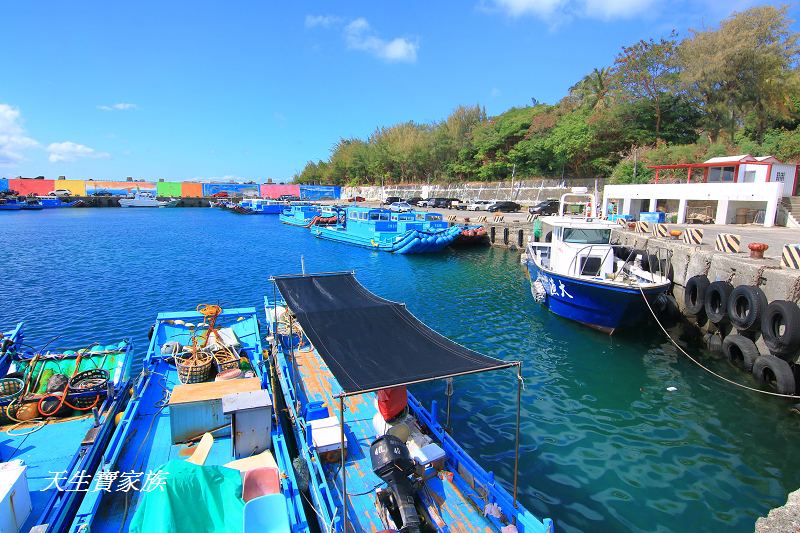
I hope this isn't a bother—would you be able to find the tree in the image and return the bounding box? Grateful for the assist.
[613,32,680,141]
[679,5,799,142]
[569,67,614,111]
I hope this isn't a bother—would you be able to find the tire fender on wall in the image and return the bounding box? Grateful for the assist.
[684,275,710,316]
[752,354,796,395]
[704,281,734,324]
[727,285,768,332]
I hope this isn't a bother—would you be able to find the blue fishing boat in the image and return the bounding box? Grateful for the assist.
[0,332,134,532]
[238,198,285,214]
[0,198,23,211]
[37,197,82,209]
[279,202,336,227]
[525,192,671,333]
[266,272,554,533]
[0,196,43,211]
[69,305,309,533]
[310,206,462,253]
[0,322,23,376]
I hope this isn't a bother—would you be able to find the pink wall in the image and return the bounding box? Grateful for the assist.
[260,184,299,199]
[9,179,55,195]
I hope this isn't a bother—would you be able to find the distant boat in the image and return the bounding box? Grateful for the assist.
[279,202,336,227]
[119,191,167,207]
[37,196,82,208]
[0,196,43,211]
[311,206,462,253]
[525,191,671,333]
[238,198,284,214]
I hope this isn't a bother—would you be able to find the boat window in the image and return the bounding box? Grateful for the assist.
[563,228,611,244]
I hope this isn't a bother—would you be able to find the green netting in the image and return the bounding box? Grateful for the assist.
[130,460,244,533]
[18,343,126,393]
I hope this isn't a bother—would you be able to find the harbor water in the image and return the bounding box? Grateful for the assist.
[1,208,798,532]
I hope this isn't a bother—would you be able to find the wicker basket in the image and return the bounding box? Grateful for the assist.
[212,349,240,373]
[0,378,24,424]
[176,350,213,384]
[69,369,110,409]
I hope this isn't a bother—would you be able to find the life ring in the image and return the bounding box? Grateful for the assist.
[722,334,760,371]
[727,285,768,332]
[704,281,734,324]
[683,275,710,316]
[761,300,800,358]
[752,354,796,395]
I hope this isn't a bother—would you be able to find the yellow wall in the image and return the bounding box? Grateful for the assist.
[56,180,87,196]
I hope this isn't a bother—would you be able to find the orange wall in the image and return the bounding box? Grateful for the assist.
[181,182,203,197]
[9,179,55,195]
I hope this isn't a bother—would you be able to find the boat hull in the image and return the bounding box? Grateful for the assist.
[527,260,670,332]
[311,225,462,254]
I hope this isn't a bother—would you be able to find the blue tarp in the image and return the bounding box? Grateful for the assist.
[0,179,8,192]
[299,185,341,200]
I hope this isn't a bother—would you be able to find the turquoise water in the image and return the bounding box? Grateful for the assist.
[2,208,798,532]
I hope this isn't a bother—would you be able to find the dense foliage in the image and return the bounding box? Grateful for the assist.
[295,6,800,186]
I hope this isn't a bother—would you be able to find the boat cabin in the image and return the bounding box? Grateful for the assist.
[342,206,448,238]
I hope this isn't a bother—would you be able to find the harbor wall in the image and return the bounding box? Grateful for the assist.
[343,178,605,203]
[181,182,204,197]
[202,182,260,197]
[87,181,156,195]
[260,184,299,198]
[10,179,54,195]
[156,181,182,197]
[58,180,87,196]
[300,185,341,200]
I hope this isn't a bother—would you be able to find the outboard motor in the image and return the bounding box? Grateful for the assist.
[370,434,420,533]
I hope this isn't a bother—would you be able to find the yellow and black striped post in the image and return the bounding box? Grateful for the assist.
[635,221,651,234]
[476,216,487,223]
[781,245,800,269]
[446,215,456,222]
[617,218,628,229]
[526,214,535,222]
[493,214,505,223]
[714,233,741,253]
[682,228,703,245]
[653,223,669,238]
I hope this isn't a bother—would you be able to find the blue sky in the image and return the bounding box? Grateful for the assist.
[1,0,796,183]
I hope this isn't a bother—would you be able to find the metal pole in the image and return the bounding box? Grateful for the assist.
[444,377,453,432]
[340,395,348,533]
[513,362,522,518]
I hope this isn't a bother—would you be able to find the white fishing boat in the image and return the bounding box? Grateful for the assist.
[118,191,167,208]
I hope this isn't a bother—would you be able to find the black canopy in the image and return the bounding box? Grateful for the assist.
[272,272,515,395]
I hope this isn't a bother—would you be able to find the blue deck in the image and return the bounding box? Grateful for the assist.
[69,308,309,533]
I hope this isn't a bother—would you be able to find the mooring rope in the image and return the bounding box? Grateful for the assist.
[639,286,800,400]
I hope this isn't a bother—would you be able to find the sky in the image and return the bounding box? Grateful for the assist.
[1,0,797,183]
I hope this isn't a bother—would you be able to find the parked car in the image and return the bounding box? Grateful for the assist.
[383,196,401,205]
[405,196,423,206]
[487,201,521,213]
[416,199,431,207]
[450,198,465,210]
[91,190,113,197]
[429,197,451,208]
[388,201,413,212]
[528,199,560,216]
[467,200,492,211]
[211,192,229,198]
[348,196,366,202]
[48,189,72,197]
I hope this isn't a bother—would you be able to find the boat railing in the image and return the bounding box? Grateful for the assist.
[564,244,673,282]
[565,244,615,277]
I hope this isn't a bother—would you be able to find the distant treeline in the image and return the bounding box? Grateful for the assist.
[294,5,799,186]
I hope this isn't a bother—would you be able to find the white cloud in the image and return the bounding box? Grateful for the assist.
[491,0,656,21]
[47,141,110,163]
[0,104,38,165]
[344,18,418,63]
[305,15,342,28]
[98,103,137,111]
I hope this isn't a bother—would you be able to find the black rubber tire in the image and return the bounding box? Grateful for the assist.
[727,285,768,332]
[722,334,761,371]
[684,275,710,316]
[706,333,723,355]
[752,355,796,395]
[761,300,800,358]
[704,281,734,324]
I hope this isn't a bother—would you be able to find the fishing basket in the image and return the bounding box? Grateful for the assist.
[68,369,110,409]
[212,349,240,373]
[176,349,213,384]
[0,378,24,424]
